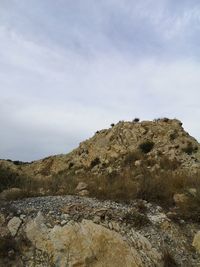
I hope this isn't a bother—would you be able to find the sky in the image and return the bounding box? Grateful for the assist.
[0,0,200,161]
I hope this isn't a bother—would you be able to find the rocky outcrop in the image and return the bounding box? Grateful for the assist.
[0,195,200,266]
[25,213,150,267]
[2,118,199,181]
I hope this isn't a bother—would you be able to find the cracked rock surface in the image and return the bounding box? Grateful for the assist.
[1,195,200,266]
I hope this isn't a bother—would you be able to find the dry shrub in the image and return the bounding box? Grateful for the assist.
[123,150,142,166]
[88,171,138,202]
[122,211,149,228]
[139,140,154,154]
[0,236,18,258]
[163,249,177,267]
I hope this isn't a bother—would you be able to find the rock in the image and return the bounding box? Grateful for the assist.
[135,160,142,167]
[19,214,26,221]
[78,189,89,197]
[173,193,189,206]
[25,214,163,267]
[75,182,88,191]
[60,220,67,226]
[193,231,200,253]
[107,166,113,174]
[7,217,22,236]
[187,188,197,197]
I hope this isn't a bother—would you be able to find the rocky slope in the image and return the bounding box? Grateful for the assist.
[20,118,200,177]
[1,195,200,267]
[1,118,200,180]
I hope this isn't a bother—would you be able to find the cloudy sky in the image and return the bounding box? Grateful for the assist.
[0,0,200,161]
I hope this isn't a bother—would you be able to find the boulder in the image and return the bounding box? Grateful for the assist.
[75,182,88,192]
[193,231,200,253]
[7,217,22,237]
[25,212,163,267]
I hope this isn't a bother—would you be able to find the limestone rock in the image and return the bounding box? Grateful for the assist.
[75,182,88,192]
[77,189,89,196]
[7,217,22,236]
[193,231,200,253]
[25,213,163,267]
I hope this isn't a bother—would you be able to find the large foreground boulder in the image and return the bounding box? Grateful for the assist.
[25,212,163,267]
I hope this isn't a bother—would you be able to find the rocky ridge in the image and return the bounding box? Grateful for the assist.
[1,118,200,182]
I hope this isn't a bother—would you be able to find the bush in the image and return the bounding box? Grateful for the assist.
[182,142,198,155]
[163,249,177,267]
[123,151,142,166]
[90,157,100,168]
[0,166,23,192]
[133,118,140,123]
[0,236,18,258]
[139,141,154,153]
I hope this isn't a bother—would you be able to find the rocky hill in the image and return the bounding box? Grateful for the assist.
[0,118,200,199]
[16,118,200,178]
[1,118,200,266]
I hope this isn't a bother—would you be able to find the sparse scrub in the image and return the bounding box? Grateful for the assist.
[123,150,142,166]
[0,166,24,192]
[0,236,18,258]
[133,118,140,122]
[182,142,198,155]
[122,211,149,228]
[90,157,100,168]
[163,249,177,267]
[139,141,154,154]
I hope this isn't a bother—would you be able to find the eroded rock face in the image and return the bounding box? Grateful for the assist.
[26,213,150,267]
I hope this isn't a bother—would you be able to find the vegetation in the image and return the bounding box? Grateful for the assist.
[0,166,23,192]
[182,142,198,155]
[139,140,154,153]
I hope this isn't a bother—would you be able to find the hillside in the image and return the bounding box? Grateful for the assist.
[0,118,200,200]
[17,118,200,177]
[1,118,200,266]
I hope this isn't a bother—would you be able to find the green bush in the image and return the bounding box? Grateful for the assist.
[139,141,154,153]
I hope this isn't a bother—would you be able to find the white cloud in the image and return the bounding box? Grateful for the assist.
[0,1,200,160]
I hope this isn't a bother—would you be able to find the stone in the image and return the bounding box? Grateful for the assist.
[75,182,88,192]
[7,217,22,236]
[60,220,67,226]
[25,213,163,267]
[187,188,197,197]
[20,214,26,221]
[173,193,189,206]
[78,189,89,197]
[192,231,200,253]
[135,160,142,167]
